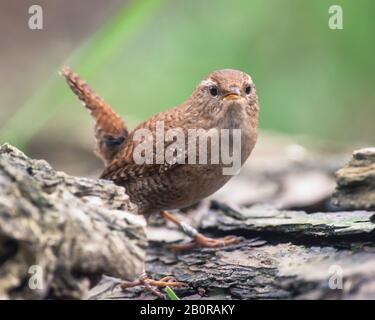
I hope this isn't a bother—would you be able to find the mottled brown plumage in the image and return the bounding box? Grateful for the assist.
[62,67,259,218]
[62,67,260,295]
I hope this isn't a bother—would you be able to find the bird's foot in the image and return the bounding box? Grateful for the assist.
[170,233,241,251]
[120,273,186,299]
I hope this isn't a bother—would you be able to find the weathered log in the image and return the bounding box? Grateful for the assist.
[332,148,375,210]
[86,145,375,300]
[1,142,374,300]
[202,202,375,239]
[0,143,147,299]
[89,202,375,300]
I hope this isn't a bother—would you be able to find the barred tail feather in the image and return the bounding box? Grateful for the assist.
[61,67,128,164]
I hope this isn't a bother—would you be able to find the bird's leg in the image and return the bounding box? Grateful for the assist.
[160,211,241,251]
[120,272,185,299]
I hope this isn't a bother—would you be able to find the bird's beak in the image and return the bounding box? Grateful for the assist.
[223,87,241,100]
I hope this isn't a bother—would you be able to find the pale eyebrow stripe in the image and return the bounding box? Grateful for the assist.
[200,79,217,87]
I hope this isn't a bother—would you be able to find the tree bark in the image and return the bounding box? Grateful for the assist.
[88,148,375,300]
[332,148,375,210]
[1,143,374,300]
[0,143,147,299]
[89,202,375,300]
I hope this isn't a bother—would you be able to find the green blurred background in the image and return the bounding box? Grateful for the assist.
[0,0,374,174]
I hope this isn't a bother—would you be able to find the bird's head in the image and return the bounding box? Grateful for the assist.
[190,69,259,127]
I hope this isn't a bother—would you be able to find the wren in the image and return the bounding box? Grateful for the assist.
[62,67,259,296]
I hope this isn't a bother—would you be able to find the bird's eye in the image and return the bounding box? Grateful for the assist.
[209,85,218,97]
[245,85,252,95]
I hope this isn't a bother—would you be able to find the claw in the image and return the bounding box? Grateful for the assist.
[120,273,186,299]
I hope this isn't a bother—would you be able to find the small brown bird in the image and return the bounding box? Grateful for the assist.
[62,67,259,296]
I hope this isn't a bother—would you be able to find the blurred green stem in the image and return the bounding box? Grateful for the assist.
[0,0,166,148]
